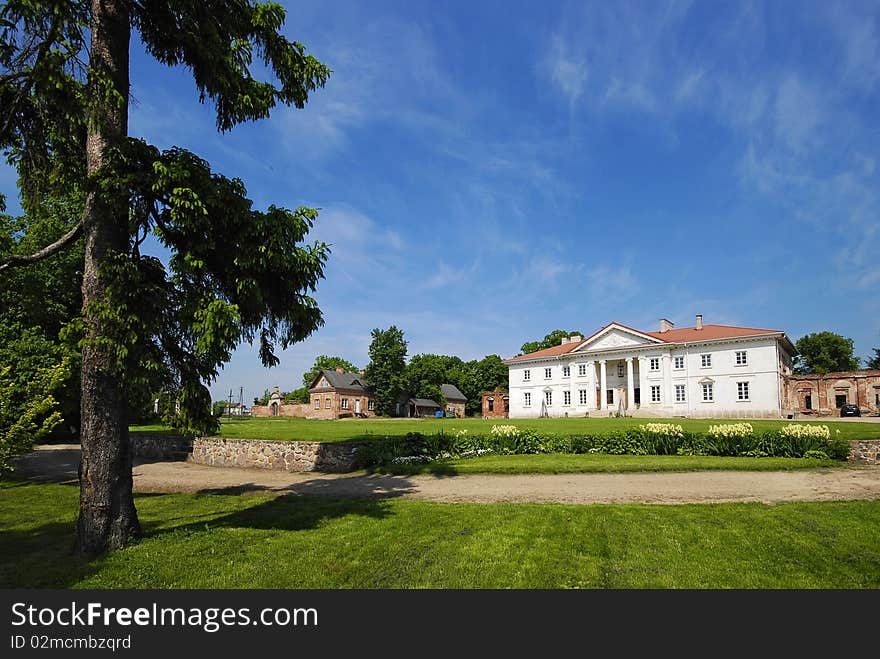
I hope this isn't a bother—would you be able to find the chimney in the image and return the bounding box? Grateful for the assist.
[560,336,570,345]
[659,318,674,333]
[695,314,703,330]
[335,366,345,373]
[570,334,582,343]
[358,370,365,376]
[272,385,280,394]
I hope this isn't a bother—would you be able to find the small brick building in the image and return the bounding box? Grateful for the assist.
[784,370,880,417]
[309,368,376,419]
[482,388,509,418]
[440,384,467,417]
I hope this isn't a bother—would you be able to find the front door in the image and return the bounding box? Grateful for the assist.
[355,399,361,414]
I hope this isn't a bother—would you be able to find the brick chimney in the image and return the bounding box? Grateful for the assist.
[659,318,674,333]
[695,314,703,330]
[335,367,345,373]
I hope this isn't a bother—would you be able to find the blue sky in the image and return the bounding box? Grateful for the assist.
[3,0,879,404]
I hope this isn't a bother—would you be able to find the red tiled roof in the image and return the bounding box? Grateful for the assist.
[644,324,783,343]
[507,323,785,361]
[506,341,585,362]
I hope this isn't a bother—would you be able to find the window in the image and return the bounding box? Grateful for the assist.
[563,391,571,406]
[487,397,494,412]
[835,394,847,408]
[650,357,660,371]
[523,369,531,381]
[804,395,812,410]
[368,400,375,411]
[562,365,570,378]
[524,392,531,407]
[325,397,331,409]
[674,356,684,370]
[650,385,661,403]
[737,381,750,401]
[702,383,714,402]
[341,398,349,409]
[701,354,712,368]
[578,364,587,377]
[314,398,320,409]
[545,390,552,406]
[606,389,614,405]
[675,384,686,403]
[579,389,588,405]
[617,364,624,378]
[544,367,552,379]
[735,350,747,366]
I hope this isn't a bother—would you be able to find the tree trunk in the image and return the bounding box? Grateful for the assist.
[75,0,138,556]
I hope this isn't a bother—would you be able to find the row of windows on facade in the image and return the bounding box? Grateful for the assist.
[521,351,748,382]
[802,392,880,410]
[313,397,375,411]
[521,381,750,407]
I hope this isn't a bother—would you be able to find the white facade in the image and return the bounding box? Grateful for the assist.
[507,322,795,419]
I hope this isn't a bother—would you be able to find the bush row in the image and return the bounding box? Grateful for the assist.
[355,423,851,466]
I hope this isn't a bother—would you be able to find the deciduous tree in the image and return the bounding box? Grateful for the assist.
[0,0,330,555]
[793,332,861,374]
[302,355,359,388]
[364,326,407,416]
[520,329,583,355]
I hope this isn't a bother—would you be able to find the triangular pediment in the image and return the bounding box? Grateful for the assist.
[572,323,664,353]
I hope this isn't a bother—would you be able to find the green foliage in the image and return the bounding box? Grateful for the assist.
[866,347,880,370]
[302,355,358,388]
[364,326,407,416]
[794,332,861,374]
[0,0,332,440]
[520,329,583,355]
[0,359,70,475]
[356,424,853,467]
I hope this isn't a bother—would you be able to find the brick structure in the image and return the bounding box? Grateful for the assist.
[482,387,510,418]
[440,383,467,417]
[308,368,376,419]
[784,370,880,417]
[250,385,311,418]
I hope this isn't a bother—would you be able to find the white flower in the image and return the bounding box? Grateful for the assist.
[707,423,753,439]
[639,423,684,438]
[780,424,830,440]
[491,424,520,438]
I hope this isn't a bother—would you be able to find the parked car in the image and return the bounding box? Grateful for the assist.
[840,403,861,417]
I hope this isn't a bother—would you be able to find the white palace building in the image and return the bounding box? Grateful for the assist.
[506,316,797,419]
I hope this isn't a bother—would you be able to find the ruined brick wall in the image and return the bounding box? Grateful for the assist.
[784,370,880,416]
[250,403,311,418]
[482,388,509,418]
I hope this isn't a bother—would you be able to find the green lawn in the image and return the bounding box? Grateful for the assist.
[132,415,880,442]
[367,453,844,475]
[2,481,879,588]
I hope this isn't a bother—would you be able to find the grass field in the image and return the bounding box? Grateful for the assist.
[132,415,880,443]
[2,481,879,588]
[366,453,844,475]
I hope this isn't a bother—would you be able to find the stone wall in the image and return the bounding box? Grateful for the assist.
[190,437,364,473]
[849,439,880,464]
[130,433,193,460]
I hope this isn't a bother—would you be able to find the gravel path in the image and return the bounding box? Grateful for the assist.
[15,444,880,505]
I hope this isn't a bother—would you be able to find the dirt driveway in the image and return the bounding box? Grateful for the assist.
[14,444,880,505]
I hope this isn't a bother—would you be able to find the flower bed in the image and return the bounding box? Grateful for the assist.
[355,424,851,467]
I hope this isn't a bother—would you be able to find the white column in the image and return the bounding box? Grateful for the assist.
[599,360,608,410]
[638,357,648,408]
[586,360,596,410]
[626,357,635,412]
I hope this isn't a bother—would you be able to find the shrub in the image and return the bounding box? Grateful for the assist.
[593,431,647,455]
[803,450,830,460]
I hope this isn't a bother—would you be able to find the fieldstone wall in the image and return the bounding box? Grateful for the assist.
[190,437,365,473]
[849,439,880,464]
[130,433,193,460]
